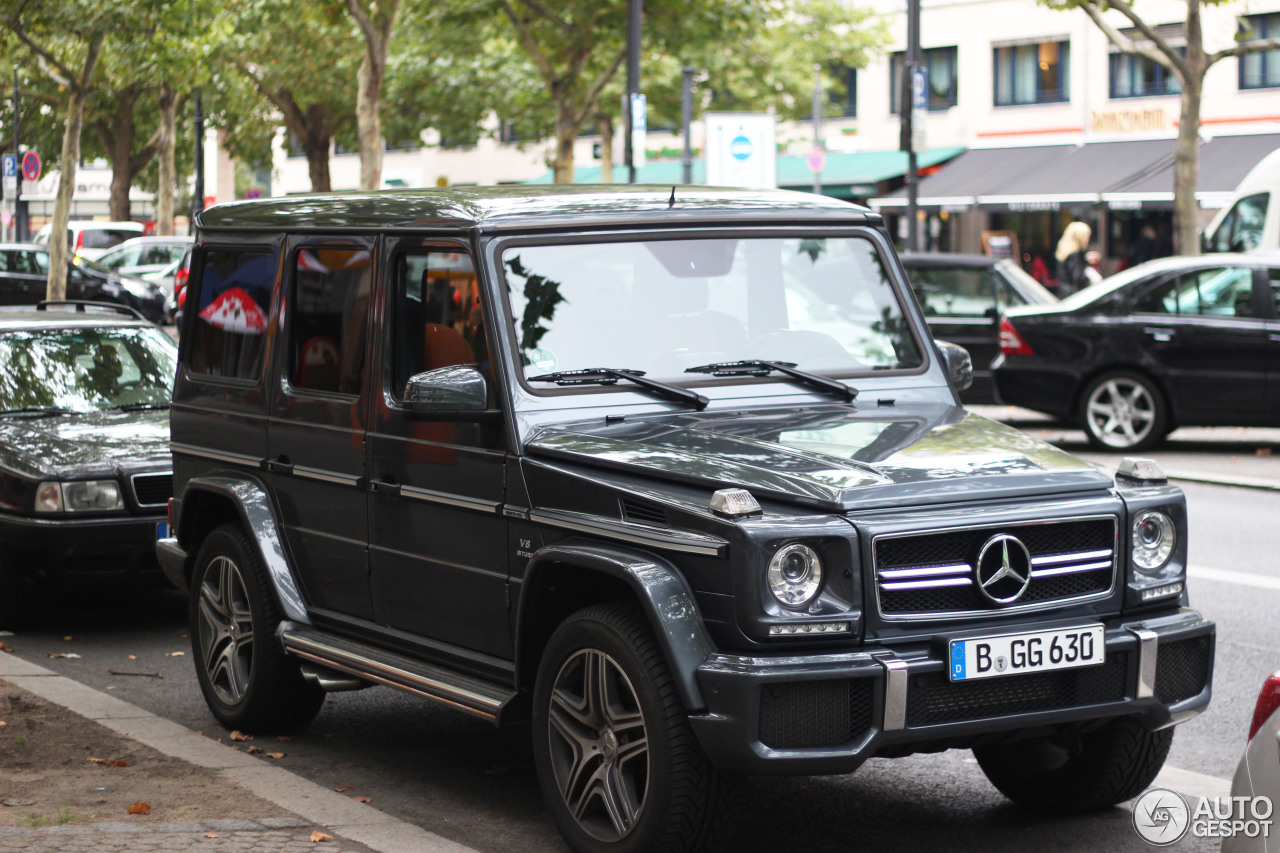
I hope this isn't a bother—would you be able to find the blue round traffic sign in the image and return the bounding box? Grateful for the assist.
[21,151,40,183]
[729,135,753,162]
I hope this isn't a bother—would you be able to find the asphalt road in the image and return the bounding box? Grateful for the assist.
[7,439,1277,852]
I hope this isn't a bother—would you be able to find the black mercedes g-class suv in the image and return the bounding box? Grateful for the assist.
[159,186,1213,853]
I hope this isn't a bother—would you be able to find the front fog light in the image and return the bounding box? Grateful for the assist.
[768,543,823,608]
[1132,510,1175,572]
[62,480,124,512]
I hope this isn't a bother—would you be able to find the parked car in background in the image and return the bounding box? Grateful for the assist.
[34,220,145,261]
[94,236,192,279]
[1226,669,1280,853]
[0,243,168,324]
[0,302,177,629]
[144,244,193,324]
[900,252,1057,403]
[1203,147,1280,254]
[994,253,1280,451]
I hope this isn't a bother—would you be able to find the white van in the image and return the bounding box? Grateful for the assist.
[33,220,145,261]
[1202,147,1280,253]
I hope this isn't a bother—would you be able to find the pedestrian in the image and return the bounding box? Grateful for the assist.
[1054,221,1091,296]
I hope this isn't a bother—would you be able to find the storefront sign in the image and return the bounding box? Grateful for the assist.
[1091,108,1168,133]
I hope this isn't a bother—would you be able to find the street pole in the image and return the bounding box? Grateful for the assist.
[625,0,641,184]
[681,67,694,185]
[12,66,23,242]
[905,0,921,252]
[193,90,204,224]
[811,65,823,196]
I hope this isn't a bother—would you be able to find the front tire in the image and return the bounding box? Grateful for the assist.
[532,603,739,853]
[1080,370,1167,451]
[189,523,324,732]
[974,717,1173,812]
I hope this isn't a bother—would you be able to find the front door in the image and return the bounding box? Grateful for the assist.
[366,241,511,660]
[267,239,376,620]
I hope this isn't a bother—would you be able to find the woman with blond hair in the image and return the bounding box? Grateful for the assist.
[1054,220,1092,296]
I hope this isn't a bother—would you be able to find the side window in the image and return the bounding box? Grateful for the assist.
[188,249,276,380]
[27,252,49,274]
[1205,193,1269,253]
[389,249,489,401]
[909,267,994,317]
[287,246,371,395]
[1134,267,1255,317]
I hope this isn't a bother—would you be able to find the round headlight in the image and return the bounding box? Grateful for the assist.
[1132,510,1175,572]
[768,543,823,608]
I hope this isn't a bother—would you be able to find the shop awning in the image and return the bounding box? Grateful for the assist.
[524,146,965,199]
[870,133,1280,211]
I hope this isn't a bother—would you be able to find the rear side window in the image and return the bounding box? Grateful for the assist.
[909,266,994,317]
[188,249,277,380]
[287,246,372,395]
[1204,193,1269,253]
[1134,267,1256,317]
[82,228,142,250]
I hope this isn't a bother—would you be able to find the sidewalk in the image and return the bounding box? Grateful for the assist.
[0,652,476,853]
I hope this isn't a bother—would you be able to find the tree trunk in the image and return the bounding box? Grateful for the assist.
[156,84,176,236]
[48,87,91,301]
[102,89,139,221]
[306,136,333,192]
[355,51,384,190]
[1173,0,1205,257]
[597,114,614,183]
[553,103,577,184]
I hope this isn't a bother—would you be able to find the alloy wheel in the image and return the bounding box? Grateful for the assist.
[1085,377,1156,449]
[546,648,650,843]
[196,555,255,707]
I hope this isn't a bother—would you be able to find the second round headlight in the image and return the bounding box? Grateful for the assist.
[1132,509,1175,572]
[768,543,823,608]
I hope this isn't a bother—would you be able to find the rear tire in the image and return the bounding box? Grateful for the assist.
[189,523,324,732]
[974,717,1173,812]
[532,603,741,853]
[1079,370,1167,451]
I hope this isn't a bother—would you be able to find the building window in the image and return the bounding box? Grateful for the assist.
[832,65,857,117]
[1241,13,1280,89]
[994,41,1069,106]
[889,47,958,113]
[1110,54,1181,97]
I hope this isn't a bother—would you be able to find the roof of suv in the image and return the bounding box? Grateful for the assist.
[194,185,877,234]
[0,304,155,331]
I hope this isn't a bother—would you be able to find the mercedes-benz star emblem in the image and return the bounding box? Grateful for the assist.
[976,534,1033,605]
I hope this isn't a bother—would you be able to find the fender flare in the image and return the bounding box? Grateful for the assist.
[177,474,310,625]
[518,540,714,710]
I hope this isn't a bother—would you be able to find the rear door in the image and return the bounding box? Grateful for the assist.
[1129,263,1274,423]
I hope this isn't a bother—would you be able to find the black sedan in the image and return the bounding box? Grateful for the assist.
[900,252,1057,403]
[0,302,176,628]
[994,253,1280,451]
[0,242,168,324]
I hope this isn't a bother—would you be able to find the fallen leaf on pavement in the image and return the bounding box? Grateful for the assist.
[334,785,354,792]
[127,802,151,815]
[246,745,263,755]
[355,796,372,804]
[3,798,36,807]
[0,643,12,653]
[109,758,128,768]
[63,636,73,641]
[47,652,81,659]
[229,731,252,742]
[128,655,137,660]
[1259,448,1273,457]
[167,651,185,657]
[0,721,6,727]
[276,735,293,742]
[204,833,219,839]
[266,752,285,759]
[310,830,334,842]
[88,758,107,764]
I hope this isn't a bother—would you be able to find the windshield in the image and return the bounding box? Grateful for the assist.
[502,235,923,384]
[0,326,177,411]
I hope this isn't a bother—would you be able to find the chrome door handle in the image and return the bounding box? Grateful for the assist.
[1144,327,1175,342]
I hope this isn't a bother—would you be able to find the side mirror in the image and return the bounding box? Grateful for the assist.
[403,365,487,414]
[936,340,973,393]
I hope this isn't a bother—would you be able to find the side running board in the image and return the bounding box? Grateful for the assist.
[281,628,515,723]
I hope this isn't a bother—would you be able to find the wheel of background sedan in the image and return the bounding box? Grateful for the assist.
[0,558,37,630]
[974,716,1174,812]
[532,603,742,853]
[189,522,324,732]
[1079,370,1167,452]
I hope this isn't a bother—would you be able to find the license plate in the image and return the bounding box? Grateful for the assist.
[948,625,1105,681]
[155,522,170,540]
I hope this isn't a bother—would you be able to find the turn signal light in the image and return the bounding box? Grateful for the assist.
[1248,670,1280,741]
[998,317,1035,356]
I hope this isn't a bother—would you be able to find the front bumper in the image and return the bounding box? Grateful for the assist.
[690,609,1214,775]
[0,512,172,590]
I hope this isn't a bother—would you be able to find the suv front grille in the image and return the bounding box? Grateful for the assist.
[875,517,1116,619]
[130,472,174,508]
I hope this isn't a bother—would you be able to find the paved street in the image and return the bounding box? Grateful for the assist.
[3,414,1277,852]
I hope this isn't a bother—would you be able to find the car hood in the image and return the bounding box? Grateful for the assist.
[526,403,1112,511]
[0,409,170,479]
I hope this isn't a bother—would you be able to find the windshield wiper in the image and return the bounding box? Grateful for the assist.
[685,360,858,403]
[530,368,709,410]
[0,406,81,418]
[111,401,170,412]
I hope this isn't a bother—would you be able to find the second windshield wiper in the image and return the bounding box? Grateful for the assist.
[111,402,170,412]
[530,368,709,410]
[685,360,858,403]
[0,406,81,418]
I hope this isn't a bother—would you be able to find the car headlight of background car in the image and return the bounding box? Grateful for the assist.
[35,480,125,513]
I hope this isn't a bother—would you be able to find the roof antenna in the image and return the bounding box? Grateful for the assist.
[668,186,676,209]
